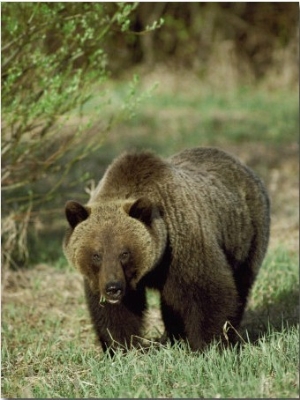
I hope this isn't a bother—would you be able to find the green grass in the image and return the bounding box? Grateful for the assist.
[96,84,298,155]
[69,80,299,166]
[2,247,299,398]
[4,329,298,398]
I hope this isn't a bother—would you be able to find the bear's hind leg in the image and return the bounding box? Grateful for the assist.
[161,274,240,351]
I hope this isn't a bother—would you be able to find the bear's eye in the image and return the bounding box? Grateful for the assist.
[92,253,102,265]
[119,251,130,264]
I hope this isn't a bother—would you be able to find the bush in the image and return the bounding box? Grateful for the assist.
[1,3,161,271]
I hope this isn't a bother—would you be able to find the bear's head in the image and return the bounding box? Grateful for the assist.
[63,198,167,304]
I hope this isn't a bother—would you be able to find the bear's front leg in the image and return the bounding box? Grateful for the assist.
[84,279,147,354]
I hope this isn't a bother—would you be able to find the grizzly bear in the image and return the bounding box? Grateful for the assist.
[63,147,270,354]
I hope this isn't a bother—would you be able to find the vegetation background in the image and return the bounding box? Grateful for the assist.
[2,2,299,398]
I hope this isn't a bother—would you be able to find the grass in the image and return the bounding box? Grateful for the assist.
[92,79,298,156]
[5,329,298,398]
[2,70,299,398]
[2,247,299,398]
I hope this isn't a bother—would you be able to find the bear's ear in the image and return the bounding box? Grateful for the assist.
[124,197,159,226]
[65,201,90,228]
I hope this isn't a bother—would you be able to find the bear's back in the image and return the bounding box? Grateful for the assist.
[89,150,172,202]
[169,147,256,187]
[91,148,269,226]
[169,147,269,221]
[169,146,269,226]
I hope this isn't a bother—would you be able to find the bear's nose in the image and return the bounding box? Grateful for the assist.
[105,282,123,303]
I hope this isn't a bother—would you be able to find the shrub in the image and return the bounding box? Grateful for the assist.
[1,3,162,271]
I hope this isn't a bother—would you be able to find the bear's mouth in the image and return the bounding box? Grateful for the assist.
[99,295,121,305]
[103,282,124,305]
[106,298,121,305]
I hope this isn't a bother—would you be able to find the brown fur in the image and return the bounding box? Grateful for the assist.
[63,147,270,354]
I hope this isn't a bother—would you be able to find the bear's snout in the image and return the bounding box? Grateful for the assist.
[105,281,124,304]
